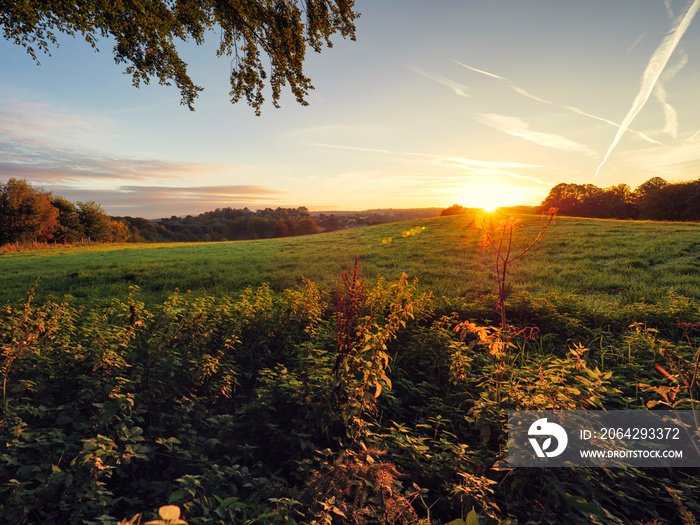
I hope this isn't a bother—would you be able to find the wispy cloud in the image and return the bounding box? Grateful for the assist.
[50,185,287,218]
[307,142,396,155]
[595,0,700,176]
[0,137,240,183]
[662,0,674,18]
[453,60,505,80]
[626,32,647,53]
[654,51,688,138]
[121,185,285,197]
[309,141,544,171]
[455,60,666,146]
[407,65,470,97]
[683,129,700,144]
[509,86,553,105]
[476,113,597,156]
[562,106,664,145]
[620,138,700,176]
[0,96,112,142]
[0,95,242,185]
[435,157,547,183]
[307,142,549,191]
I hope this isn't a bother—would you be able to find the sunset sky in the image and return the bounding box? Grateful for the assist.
[2,0,700,218]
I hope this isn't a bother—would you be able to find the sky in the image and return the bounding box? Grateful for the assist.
[1,0,700,219]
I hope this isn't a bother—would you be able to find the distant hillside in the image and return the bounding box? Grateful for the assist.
[115,207,444,243]
[118,206,319,243]
[310,207,443,230]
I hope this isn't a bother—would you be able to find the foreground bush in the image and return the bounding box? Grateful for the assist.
[1,268,700,524]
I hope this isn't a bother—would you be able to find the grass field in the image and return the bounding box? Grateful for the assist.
[2,211,700,321]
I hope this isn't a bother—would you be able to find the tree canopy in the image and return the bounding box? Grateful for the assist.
[0,178,59,244]
[1,0,358,112]
[540,178,700,221]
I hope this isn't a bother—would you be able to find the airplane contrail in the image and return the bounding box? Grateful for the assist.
[594,0,700,177]
[453,60,505,79]
[455,60,664,145]
[654,51,688,138]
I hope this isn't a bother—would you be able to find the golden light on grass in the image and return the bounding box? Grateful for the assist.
[459,181,527,212]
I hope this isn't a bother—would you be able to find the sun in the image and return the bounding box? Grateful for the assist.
[458,181,527,212]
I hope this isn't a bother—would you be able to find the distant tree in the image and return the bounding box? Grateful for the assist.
[109,220,132,243]
[51,196,82,243]
[0,178,59,244]
[250,216,274,238]
[682,180,700,221]
[77,201,113,241]
[541,183,602,217]
[580,184,635,219]
[634,177,668,203]
[274,218,298,237]
[441,204,468,216]
[1,0,358,112]
[317,213,342,231]
[637,181,694,221]
[297,217,320,235]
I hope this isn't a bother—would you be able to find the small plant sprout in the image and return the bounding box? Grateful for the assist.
[477,208,557,330]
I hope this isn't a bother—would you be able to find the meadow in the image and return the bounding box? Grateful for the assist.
[2,212,700,524]
[3,212,700,309]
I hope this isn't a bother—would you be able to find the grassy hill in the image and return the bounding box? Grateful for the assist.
[2,211,700,318]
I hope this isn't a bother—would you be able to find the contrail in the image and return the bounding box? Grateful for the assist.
[682,129,700,144]
[595,0,700,177]
[453,60,505,79]
[407,65,470,97]
[654,51,688,138]
[455,60,664,145]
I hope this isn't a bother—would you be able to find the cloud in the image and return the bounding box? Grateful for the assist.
[562,106,664,145]
[0,94,273,217]
[407,65,470,97]
[306,142,550,199]
[683,129,700,144]
[595,0,700,176]
[0,139,240,183]
[437,157,548,184]
[455,60,666,146]
[620,138,700,176]
[0,94,243,185]
[476,113,597,156]
[453,60,505,80]
[0,96,112,142]
[45,184,288,218]
[509,86,553,105]
[653,51,688,138]
[626,32,647,54]
[308,141,546,174]
[307,142,395,155]
[122,184,283,196]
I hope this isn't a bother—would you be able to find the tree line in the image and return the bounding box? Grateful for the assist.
[143,206,320,242]
[540,177,700,221]
[441,177,700,221]
[0,178,130,245]
[0,178,322,246]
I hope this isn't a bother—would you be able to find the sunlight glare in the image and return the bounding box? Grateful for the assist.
[458,181,526,212]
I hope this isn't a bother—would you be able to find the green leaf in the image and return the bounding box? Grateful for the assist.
[560,493,607,517]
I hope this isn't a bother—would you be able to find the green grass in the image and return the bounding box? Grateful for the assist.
[2,213,700,324]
